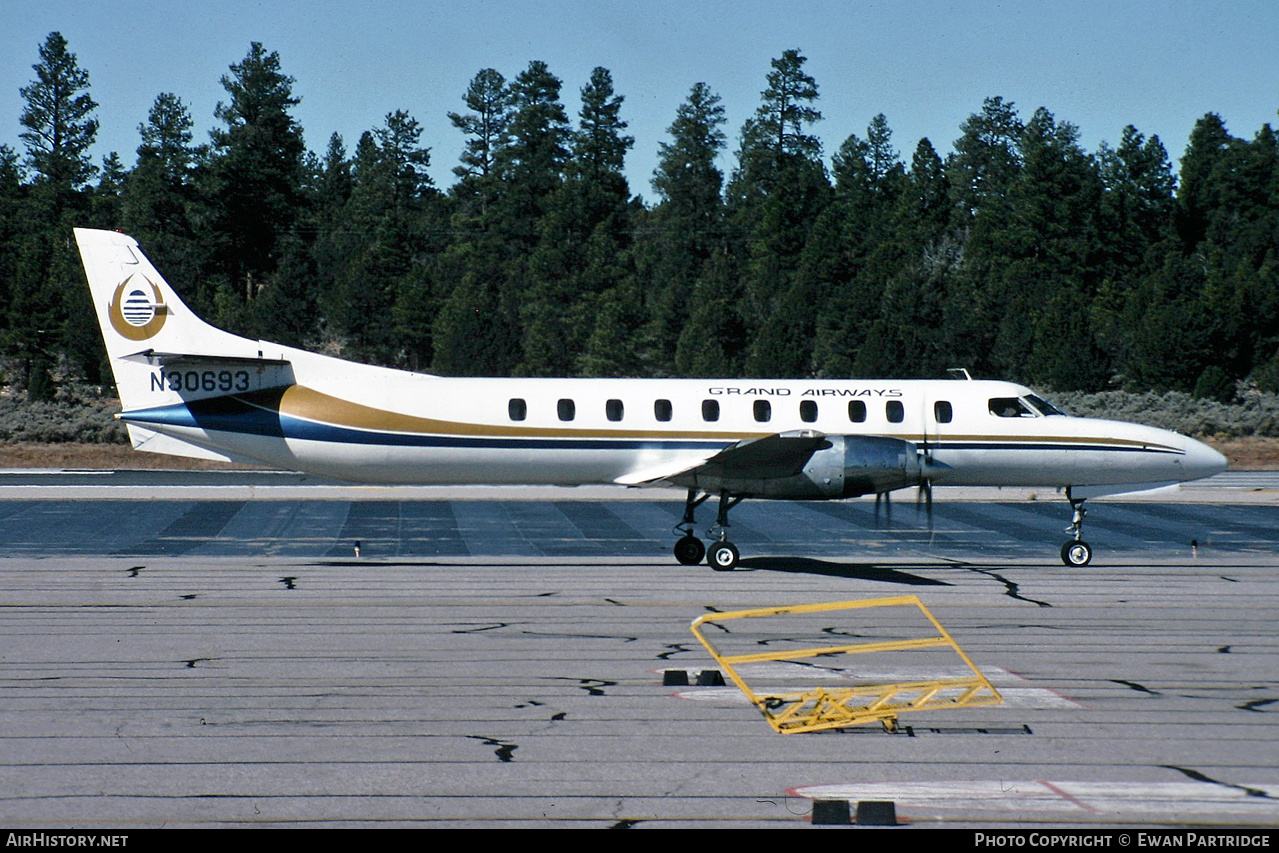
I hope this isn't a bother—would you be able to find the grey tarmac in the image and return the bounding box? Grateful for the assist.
[0,471,1276,828]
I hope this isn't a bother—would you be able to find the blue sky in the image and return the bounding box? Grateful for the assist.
[4,0,1277,199]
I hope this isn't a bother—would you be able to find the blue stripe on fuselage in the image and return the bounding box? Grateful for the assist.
[123,391,288,437]
[119,395,1182,456]
[120,394,730,452]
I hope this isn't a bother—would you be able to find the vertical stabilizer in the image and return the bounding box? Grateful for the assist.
[75,229,294,468]
[74,228,271,413]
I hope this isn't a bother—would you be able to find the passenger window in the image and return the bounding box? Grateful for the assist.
[508,398,527,421]
[702,399,720,422]
[934,401,953,423]
[753,399,771,422]
[557,398,575,421]
[989,397,1032,418]
[606,399,624,422]
[848,400,867,423]
[800,400,818,423]
[886,400,904,423]
[654,399,672,422]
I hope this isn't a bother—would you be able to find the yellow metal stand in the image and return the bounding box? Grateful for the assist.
[690,595,1002,734]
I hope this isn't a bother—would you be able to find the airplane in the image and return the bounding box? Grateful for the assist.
[75,227,1228,569]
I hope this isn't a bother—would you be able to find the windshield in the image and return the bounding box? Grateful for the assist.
[989,395,1068,418]
[1024,394,1066,416]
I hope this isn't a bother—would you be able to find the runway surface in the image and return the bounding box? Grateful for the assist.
[1,472,1277,828]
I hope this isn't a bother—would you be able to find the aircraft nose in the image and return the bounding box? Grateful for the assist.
[1180,436,1228,482]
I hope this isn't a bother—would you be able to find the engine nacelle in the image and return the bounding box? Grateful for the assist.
[802,434,926,498]
[702,434,929,500]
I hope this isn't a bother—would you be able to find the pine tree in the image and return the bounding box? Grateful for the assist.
[1176,113,1235,249]
[433,65,567,377]
[0,145,25,361]
[121,93,204,294]
[496,60,570,237]
[13,32,101,394]
[897,138,951,242]
[728,49,829,375]
[643,83,728,372]
[568,68,640,374]
[749,48,822,164]
[206,42,307,310]
[1096,125,1175,274]
[522,67,636,375]
[998,108,1106,388]
[865,114,905,195]
[573,68,633,183]
[90,151,125,226]
[1171,117,1279,385]
[674,252,747,376]
[19,32,99,192]
[947,96,1023,222]
[803,116,917,378]
[449,69,512,185]
[652,83,726,220]
[324,113,436,362]
[0,145,21,240]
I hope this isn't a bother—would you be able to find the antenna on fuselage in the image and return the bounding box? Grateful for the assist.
[946,368,972,380]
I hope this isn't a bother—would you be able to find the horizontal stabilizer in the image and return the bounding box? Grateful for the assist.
[119,349,291,367]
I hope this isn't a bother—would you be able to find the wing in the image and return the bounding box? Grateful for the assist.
[617,430,833,496]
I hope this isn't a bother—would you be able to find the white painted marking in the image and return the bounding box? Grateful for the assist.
[676,686,1074,708]
[789,781,1279,819]
[672,666,1080,708]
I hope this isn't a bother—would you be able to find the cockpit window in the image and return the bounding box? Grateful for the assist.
[1024,394,1066,416]
[989,397,1034,418]
[989,395,1067,418]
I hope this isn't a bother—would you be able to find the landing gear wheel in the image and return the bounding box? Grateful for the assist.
[673,536,705,565]
[1061,540,1093,566]
[707,541,740,572]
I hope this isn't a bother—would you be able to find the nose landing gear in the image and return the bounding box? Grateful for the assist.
[707,540,740,571]
[1061,491,1093,566]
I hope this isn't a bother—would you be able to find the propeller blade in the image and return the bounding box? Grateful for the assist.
[916,479,934,535]
[875,491,891,528]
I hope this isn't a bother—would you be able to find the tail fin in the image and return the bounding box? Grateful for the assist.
[76,229,257,360]
[75,228,292,462]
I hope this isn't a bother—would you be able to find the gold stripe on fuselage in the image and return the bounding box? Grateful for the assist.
[275,386,1182,454]
[278,385,767,441]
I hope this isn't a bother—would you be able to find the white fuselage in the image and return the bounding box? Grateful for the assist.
[126,345,1225,496]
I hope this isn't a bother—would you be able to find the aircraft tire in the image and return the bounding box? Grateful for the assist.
[1061,540,1093,566]
[707,541,739,571]
[674,536,705,565]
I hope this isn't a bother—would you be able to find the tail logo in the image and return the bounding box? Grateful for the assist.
[108,275,167,341]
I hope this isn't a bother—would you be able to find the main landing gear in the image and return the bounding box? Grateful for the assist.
[673,489,743,571]
[673,488,1098,569]
[1061,490,1093,566]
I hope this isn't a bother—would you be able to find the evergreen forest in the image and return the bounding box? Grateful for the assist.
[4,33,1279,407]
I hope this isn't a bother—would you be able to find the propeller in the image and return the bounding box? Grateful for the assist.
[874,491,891,528]
[916,439,936,539]
[915,477,934,534]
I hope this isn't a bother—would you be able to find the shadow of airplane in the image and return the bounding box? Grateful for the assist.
[736,556,953,585]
